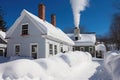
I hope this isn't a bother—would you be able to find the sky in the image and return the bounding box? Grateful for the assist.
[0,0,119,35]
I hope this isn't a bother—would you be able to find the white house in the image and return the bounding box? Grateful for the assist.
[6,4,74,59]
[67,27,96,57]
[0,29,7,56]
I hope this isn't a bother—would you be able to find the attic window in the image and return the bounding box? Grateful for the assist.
[22,24,28,35]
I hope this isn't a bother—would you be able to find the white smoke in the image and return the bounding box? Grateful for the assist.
[70,0,89,27]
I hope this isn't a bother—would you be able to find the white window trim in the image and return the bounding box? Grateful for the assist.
[49,44,53,55]
[14,44,20,55]
[30,43,38,58]
[54,45,57,55]
[80,47,85,51]
[21,23,29,35]
[89,47,93,53]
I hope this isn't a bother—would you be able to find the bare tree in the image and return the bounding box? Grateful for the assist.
[110,13,120,50]
[0,6,7,32]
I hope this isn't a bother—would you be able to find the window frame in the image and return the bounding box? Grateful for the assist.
[21,23,29,35]
[49,44,53,55]
[15,44,20,55]
[30,43,38,59]
[89,47,93,53]
[54,45,57,55]
[80,47,85,51]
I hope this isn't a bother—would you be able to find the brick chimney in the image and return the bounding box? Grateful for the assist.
[38,4,45,21]
[51,14,56,27]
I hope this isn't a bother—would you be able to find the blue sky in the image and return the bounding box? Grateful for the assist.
[0,0,118,35]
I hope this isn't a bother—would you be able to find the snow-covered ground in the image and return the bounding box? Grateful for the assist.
[1,51,119,80]
[0,51,99,80]
[104,51,120,80]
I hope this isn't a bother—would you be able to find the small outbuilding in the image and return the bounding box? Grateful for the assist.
[95,42,106,58]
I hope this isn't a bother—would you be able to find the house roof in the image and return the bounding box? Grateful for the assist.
[6,9,74,45]
[67,33,96,46]
[0,30,7,44]
[0,30,6,39]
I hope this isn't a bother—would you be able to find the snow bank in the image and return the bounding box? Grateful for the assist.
[0,51,98,80]
[104,51,120,80]
[0,59,49,80]
[59,51,92,66]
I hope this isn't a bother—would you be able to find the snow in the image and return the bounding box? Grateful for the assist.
[104,51,120,80]
[0,51,99,80]
[0,30,7,43]
[67,33,96,46]
[95,43,106,52]
[0,30,6,39]
[0,59,49,80]
[6,9,74,45]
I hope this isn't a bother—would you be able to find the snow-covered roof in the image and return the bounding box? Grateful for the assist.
[95,44,106,52]
[0,30,7,44]
[0,30,6,39]
[6,9,74,45]
[67,33,96,46]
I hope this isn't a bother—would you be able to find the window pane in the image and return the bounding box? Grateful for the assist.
[22,24,28,29]
[61,47,63,52]
[49,44,53,55]
[32,45,37,53]
[15,45,20,52]
[54,45,57,54]
[31,44,37,59]
[80,47,84,51]
[22,24,28,35]
[15,45,20,55]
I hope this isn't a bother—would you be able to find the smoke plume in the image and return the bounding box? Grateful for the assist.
[70,0,89,27]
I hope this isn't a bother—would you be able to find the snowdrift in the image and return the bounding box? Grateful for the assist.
[104,51,120,80]
[0,51,98,80]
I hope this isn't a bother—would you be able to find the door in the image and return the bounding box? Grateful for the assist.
[0,50,3,56]
[31,44,38,59]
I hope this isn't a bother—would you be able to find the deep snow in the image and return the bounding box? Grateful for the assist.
[104,51,120,80]
[0,51,99,80]
[1,51,120,80]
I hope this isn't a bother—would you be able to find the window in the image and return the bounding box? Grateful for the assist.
[31,44,38,59]
[22,24,28,35]
[75,46,80,51]
[73,47,75,51]
[89,47,93,53]
[89,47,94,57]
[15,45,20,55]
[80,47,85,51]
[61,46,63,52]
[75,37,78,40]
[0,50,3,56]
[54,45,57,55]
[49,44,53,55]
